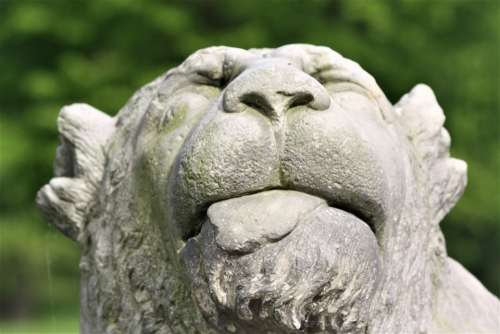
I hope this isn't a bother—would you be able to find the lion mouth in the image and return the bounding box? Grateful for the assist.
[190,189,375,253]
[181,189,381,333]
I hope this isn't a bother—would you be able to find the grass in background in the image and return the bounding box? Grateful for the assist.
[0,313,78,334]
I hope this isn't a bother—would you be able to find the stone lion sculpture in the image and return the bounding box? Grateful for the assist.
[37,45,499,334]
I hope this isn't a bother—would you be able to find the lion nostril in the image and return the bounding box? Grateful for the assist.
[240,92,274,115]
[287,92,314,109]
[237,90,316,117]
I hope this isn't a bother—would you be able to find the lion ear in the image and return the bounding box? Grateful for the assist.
[395,84,467,223]
[36,104,115,241]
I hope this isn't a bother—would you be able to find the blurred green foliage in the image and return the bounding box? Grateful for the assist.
[0,313,78,334]
[0,0,498,322]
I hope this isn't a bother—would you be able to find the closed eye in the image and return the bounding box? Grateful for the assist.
[327,82,385,121]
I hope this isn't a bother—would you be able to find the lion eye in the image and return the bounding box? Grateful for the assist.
[195,68,222,82]
[183,52,225,87]
[194,63,235,88]
[328,83,382,120]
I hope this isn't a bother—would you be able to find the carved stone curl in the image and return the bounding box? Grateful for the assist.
[37,45,499,333]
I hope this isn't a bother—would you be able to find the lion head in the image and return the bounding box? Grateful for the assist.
[37,45,499,334]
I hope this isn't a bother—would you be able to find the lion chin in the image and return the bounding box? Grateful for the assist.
[37,44,499,334]
[181,190,380,333]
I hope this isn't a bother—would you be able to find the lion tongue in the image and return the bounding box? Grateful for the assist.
[206,190,327,253]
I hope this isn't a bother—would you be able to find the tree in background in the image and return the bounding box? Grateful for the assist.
[0,0,498,319]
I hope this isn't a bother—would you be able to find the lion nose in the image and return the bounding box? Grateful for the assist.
[222,64,330,119]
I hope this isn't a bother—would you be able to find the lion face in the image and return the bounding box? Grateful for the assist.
[133,45,416,333]
[38,44,467,333]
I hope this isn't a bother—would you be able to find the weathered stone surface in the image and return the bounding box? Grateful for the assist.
[37,44,499,333]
